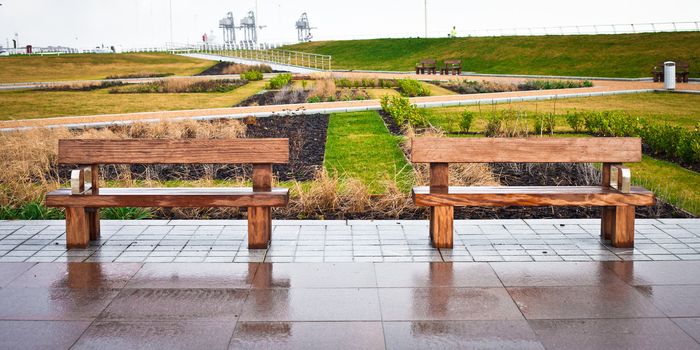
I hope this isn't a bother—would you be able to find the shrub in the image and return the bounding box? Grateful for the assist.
[380,95,428,128]
[109,78,245,94]
[221,63,272,74]
[534,113,556,135]
[519,80,593,90]
[241,70,263,81]
[565,112,584,133]
[306,95,322,103]
[484,110,529,137]
[396,79,431,97]
[266,73,293,89]
[459,110,475,133]
[309,78,337,100]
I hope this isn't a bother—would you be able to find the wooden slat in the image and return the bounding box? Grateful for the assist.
[429,163,449,193]
[412,186,655,207]
[612,206,635,248]
[411,138,642,163]
[46,187,289,208]
[58,139,289,164]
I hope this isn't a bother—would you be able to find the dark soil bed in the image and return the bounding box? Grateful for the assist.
[197,61,286,76]
[236,90,310,107]
[58,114,328,183]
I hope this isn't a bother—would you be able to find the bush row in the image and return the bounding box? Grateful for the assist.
[266,73,293,89]
[380,95,428,128]
[564,111,700,164]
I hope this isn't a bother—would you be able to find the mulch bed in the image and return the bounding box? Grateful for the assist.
[246,114,328,181]
[58,115,328,183]
[196,62,285,76]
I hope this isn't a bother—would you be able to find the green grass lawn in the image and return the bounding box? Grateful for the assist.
[324,111,413,193]
[426,92,700,132]
[286,32,700,78]
[628,156,700,216]
[0,53,215,83]
[0,80,267,120]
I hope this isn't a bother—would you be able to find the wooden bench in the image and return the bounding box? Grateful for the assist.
[45,139,290,249]
[652,61,690,83]
[410,138,655,249]
[441,60,462,75]
[416,59,437,75]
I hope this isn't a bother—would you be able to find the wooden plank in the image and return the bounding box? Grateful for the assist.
[411,138,642,163]
[253,164,272,192]
[248,206,271,249]
[429,163,449,193]
[65,207,89,249]
[46,187,289,208]
[58,139,289,164]
[600,163,616,240]
[612,206,635,248]
[430,206,453,248]
[412,186,655,207]
[88,165,100,241]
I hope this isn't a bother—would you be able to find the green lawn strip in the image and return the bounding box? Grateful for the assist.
[0,53,216,83]
[285,32,700,78]
[627,156,700,216]
[425,92,700,132]
[0,80,267,120]
[324,111,413,193]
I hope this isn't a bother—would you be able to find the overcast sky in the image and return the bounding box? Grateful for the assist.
[0,0,698,48]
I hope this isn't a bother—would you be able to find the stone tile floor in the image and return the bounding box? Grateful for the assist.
[1,219,700,263]
[0,260,700,349]
[1,219,700,349]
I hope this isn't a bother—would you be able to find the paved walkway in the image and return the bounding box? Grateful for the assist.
[2,72,699,130]
[1,219,700,349]
[1,219,699,263]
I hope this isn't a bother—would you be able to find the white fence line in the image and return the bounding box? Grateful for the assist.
[169,43,332,71]
[457,21,700,38]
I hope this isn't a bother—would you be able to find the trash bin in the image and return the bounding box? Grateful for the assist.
[664,61,676,90]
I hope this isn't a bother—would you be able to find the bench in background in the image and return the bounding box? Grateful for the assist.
[441,60,462,75]
[46,139,289,249]
[416,59,437,75]
[411,137,655,249]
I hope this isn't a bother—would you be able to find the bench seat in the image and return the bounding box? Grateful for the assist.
[46,187,289,208]
[412,186,654,207]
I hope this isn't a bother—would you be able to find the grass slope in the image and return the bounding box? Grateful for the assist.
[324,111,413,193]
[630,156,700,216]
[0,80,267,120]
[0,53,215,83]
[286,32,700,78]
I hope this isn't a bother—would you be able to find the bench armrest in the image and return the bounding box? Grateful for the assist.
[70,166,94,195]
[610,165,631,193]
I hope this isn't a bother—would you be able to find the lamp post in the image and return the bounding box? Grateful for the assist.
[424,0,428,38]
[169,0,173,43]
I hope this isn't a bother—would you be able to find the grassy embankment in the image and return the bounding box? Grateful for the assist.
[0,53,215,83]
[285,32,700,78]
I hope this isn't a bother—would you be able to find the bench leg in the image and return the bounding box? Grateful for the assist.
[600,206,615,241]
[430,206,453,248]
[65,207,89,249]
[611,205,635,248]
[248,206,271,249]
[87,208,101,241]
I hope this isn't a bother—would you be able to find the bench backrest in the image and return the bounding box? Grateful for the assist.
[58,139,289,164]
[411,137,642,163]
[444,60,461,66]
[420,59,436,66]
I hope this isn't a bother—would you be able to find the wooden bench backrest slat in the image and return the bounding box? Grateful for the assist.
[58,139,289,164]
[411,138,642,163]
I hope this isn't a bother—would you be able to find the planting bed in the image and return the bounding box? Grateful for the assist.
[435,79,592,95]
[196,61,279,75]
[59,114,328,184]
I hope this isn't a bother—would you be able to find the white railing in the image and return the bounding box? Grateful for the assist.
[458,21,700,37]
[169,43,332,71]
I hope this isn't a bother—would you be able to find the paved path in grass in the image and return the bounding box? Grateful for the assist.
[2,73,699,130]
